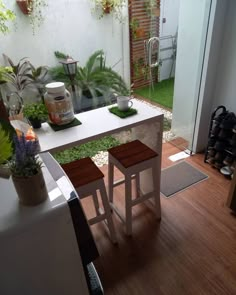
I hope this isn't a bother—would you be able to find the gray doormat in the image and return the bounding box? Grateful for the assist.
[161,161,208,198]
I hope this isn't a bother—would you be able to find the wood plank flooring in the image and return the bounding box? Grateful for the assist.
[81,143,236,295]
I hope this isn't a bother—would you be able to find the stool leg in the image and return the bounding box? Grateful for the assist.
[100,181,117,244]
[108,159,114,204]
[125,175,132,236]
[135,173,140,199]
[92,190,100,217]
[152,158,161,219]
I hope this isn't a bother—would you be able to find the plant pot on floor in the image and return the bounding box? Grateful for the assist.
[28,117,42,129]
[12,169,48,206]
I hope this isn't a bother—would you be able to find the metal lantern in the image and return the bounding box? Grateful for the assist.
[60,57,78,79]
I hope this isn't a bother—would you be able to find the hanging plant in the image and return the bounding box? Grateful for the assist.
[16,0,47,34]
[130,18,145,39]
[91,0,126,22]
[144,0,160,17]
[0,0,16,34]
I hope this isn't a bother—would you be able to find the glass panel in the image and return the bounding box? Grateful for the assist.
[133,0,212,153]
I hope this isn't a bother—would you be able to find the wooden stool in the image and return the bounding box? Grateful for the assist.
[108,140,161,236]
[61,157,117,243]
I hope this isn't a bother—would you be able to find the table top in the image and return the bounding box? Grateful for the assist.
[35,99,164,153]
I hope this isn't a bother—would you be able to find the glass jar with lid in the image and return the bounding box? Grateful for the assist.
[44,82,74,125]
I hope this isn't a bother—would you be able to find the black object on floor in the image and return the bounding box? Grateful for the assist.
[161,161,208,198]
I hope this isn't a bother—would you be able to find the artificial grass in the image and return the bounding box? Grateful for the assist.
[109,106,137,118]
[134,78,174,109]
[53,135,120,164]
[49,118,82,131]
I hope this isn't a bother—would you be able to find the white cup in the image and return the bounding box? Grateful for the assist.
[117,96,133,111]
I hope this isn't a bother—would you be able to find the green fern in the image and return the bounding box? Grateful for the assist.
[0,125,12,165]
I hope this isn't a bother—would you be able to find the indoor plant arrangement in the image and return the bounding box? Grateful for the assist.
[91,0,126,22]
[23,102,48,128]
[9,133,48,206]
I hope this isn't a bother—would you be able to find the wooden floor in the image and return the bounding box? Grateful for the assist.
[81,143,236,295]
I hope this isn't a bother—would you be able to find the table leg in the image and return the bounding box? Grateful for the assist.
[131,117,163,199]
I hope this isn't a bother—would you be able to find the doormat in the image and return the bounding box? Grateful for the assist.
[161,161,208,198]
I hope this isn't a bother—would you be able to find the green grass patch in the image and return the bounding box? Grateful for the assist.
[134,78,174,109]
[53,136,120,164]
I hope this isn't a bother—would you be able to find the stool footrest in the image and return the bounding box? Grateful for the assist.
[89,213,107,226]
[131,191,154,206]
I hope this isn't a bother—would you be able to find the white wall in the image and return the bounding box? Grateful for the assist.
[171,0,212,148]
[193,0,227,152]
[212,0,236,113]
[0,0,130,83]
[159,0,180,81]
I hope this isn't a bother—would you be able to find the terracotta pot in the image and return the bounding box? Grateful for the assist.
[16,0,32,15]
[136,28,145,38]
[103,2,113,14]
[12,169,48,206]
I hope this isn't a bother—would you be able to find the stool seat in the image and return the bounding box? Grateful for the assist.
[61,157,117,243]
[108,140,158,168]
[61,157,104,188]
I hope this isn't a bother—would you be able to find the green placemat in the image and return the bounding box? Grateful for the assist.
[109,106,138,118]
[49,118,82,132]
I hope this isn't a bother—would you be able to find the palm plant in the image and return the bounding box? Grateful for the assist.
[76,50,129,99]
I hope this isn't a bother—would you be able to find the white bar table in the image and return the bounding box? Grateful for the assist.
[35,99,164,204]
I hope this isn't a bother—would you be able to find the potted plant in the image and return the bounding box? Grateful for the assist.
[144,0,160,17]
[16,0,47,34]
[23,102,48,129]
[130,18,145,39]
[91,0,126,22]
[0,0,15,34]
[16,0,32,14]
[9,134,48,206]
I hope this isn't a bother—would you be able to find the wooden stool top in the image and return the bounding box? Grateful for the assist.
[108,140,158,168]
[61,157,104,188]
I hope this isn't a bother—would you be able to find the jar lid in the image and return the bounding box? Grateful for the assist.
[46,82,65,93]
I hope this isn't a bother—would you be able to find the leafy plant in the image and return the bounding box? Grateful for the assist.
[0,0,15,34]
[130,18,139,39]
[26,64,50,101]
[54,51,68,60]
[91,0,126,22]
[23,102,48,121]
[49,65,71,86]
[76,50,129,99]
[27,0,47,34]
[144,0,159,17]
[0,66,12,85]
[2,54,32,106]
[9,134,42,177]
[0,125,12,165]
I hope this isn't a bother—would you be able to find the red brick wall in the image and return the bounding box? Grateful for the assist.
[129,0,160,89]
